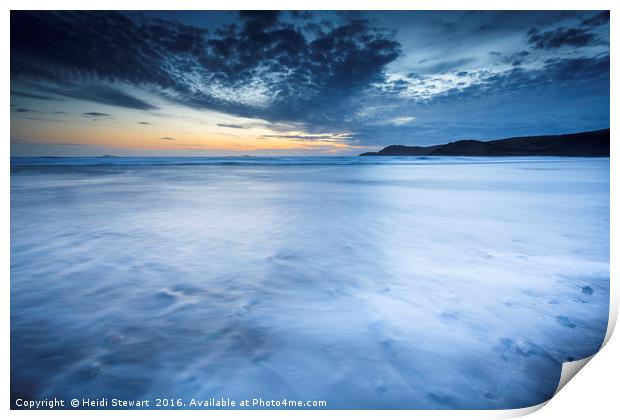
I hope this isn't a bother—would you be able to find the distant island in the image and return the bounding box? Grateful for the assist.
[360,128,610,157]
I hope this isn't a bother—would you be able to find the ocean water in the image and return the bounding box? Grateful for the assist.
[10,156,610,409]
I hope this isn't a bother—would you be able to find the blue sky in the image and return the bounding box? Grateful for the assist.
[10,10,610,156]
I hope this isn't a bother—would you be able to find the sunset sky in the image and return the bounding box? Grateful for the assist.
[10,10,610,156]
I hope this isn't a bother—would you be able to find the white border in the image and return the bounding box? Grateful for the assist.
[3,1,616,419]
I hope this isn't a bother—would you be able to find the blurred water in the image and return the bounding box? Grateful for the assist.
[11,156,609,409]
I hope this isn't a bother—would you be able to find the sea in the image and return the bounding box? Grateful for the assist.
[10,156,610,409]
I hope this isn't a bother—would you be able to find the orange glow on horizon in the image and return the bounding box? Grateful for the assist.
[10,110,361,155]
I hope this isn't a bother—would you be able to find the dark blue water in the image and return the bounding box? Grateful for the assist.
[11,156,609,409]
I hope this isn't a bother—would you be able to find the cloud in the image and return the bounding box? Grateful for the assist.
[436,55,609,102]
[23,117,58,121]
[38,84,157,110]
[501,50,530,66]
[350,52,609,146]
[11,12,174,86]
[581,11,609,28]
[527,27,597,49]
[11,11,400,128]
[83,112,111,117]
[289,11,313,20]
[239,10,280,28]
[424,58,476,73]
[260,134,338,141]
[138,121,150,125]
[15,108,33,113]
[11,90,59,100]
[388,116,416,126]
[471,24,495,34]
[160,136,175,140]
[12,139,88,146]
[217,123,247,129]
[9,11,609,149]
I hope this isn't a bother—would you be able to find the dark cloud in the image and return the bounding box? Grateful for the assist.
[9,11,609,149]
[11,90,59,100]
[160,136,175,140]
[11,11,400,127]
[581,11,609,28]
[83,112,111,117]
[217,123,247,129]
[527,27,597,49]
[501,50,530,67]
[15,108,33,113]
[434,55,609,104]
[260,134,339,140]
[138,121,150,124]
[543,55,610,81]
[41,142,87,146]
[289,11,313,20]
[23,117,54,121]
[38,84,157,110]
[355,52,609,146]
[471,24,494,33]
[11,12,176,87]
[425,58,475,73]
[12,139,88,146]
[239,11,280,29]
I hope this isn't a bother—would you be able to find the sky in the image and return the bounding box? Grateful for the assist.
[10,10,610,156]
